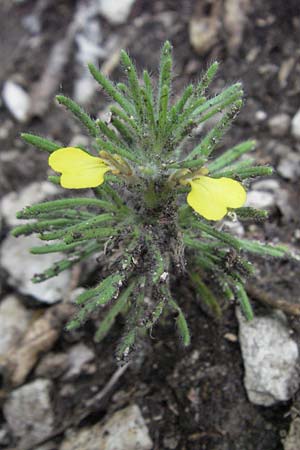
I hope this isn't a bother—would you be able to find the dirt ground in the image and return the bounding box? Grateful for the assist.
[1,1,300,449]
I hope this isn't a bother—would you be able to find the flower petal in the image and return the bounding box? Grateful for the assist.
[49,147,110,189]
[187,176,246,220]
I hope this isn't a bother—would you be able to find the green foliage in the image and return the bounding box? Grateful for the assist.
[14,41,296,362]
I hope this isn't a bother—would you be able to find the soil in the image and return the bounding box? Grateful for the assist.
[1,0,300,449]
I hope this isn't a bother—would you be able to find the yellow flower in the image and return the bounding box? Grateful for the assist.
[48,147,111,189]
[187,175,246,221]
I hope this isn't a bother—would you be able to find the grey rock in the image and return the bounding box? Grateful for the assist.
[35,352,69,379]
[0,181,60,227]
[223,219,245,237]
[0,426,10,446]
[283,418,300,450]
[0,234,71,303]
[2,80,31,122]
[237,309,299,406]
[3,379,55,448]
[60,404,153,450]
[268,113,291,137]
[98,0,136,25]
[245,190,275,209]
[277,152,300,180]
[291,109,300,140]
[251,179,280,192]
[0,295,31,356]
[63,343,95,379]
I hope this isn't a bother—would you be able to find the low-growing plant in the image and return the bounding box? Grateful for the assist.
[14,41,292,361]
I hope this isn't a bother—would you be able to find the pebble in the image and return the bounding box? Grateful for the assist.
[251,179,280,191]
[283,417,300,450]
[60,404,153,450]
[245,190,275,209]
[189,15,220,55]
[0,181,60,227]
[268,113,291,137]
[255,110,267,122]
[291,108,300,140]
[277,152,300,181]
[63,343,95,379]
[223,219,245,237]
[0,295,31,356]
[2,80,31,123]
[98,0,136,25]
[237,309,299,406]
[3,379,55,448]
[35,352,69,379]
[0,234,71,303]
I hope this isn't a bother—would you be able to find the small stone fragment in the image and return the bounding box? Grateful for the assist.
[0,295,31,356]
[2,303,74,387]
[291,109,300,140]
[224,0,251,53]
[283,417,300,450]
[189,17,221,55]
[268,113,291,137]
[2,80,31,122]
[0,234,71,303]
[35,352,69,379]
[0,181,60,227]
[60,404,153,450]
[3,379,55,448]
[237,309,299,406]
[246,190,275,209]
[63,343,95,379]
[98,0,136,25]
[277,152,300,181]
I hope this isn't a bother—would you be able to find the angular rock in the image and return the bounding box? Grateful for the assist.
[63,343,95,379]
[60,404,153,450]
[268,113,291,137]
[2,80,31,123]
[237,309,299,406]
[3,379,55,448]
[291,109,300,140]
[0,295,31,356]
[0,234,71,303]
[277,152,300,181]
[284,418,300,450]
[0,181,60,227]
[35,352,69,379]
[98,0,136,25]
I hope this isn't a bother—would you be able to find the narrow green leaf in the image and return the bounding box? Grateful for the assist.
[56,95,98,138]
[21,133,61,153]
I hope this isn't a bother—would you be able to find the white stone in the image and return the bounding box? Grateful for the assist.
[98,0,136,25]
[246,190,275,209]
[0,181,60,227]
[255,110,267,122]
[268,113,291,137]
[0,234,71,304]
[0,295,31,356]
[237,309,299,406]
[3,379,54,448]
[60,404,153,450]
[2,81,31,122]
[291,109,300,140]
